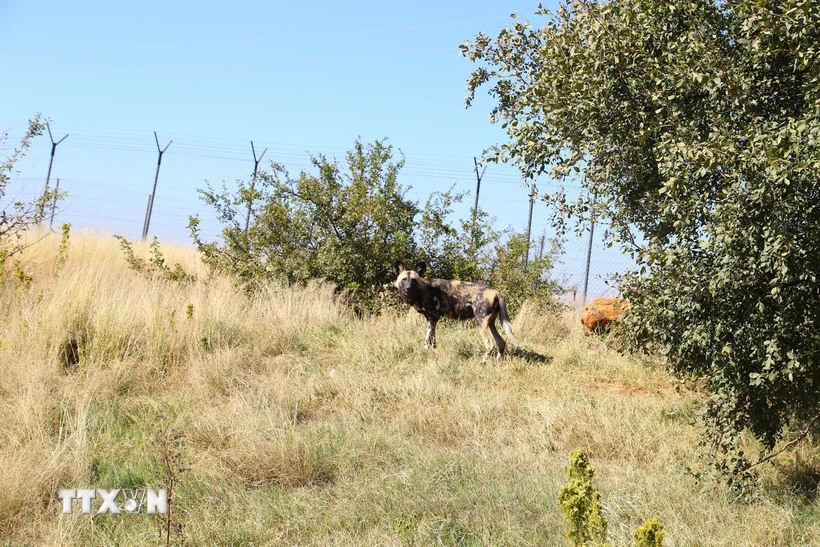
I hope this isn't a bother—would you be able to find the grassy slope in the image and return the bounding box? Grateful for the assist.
[0,231,818,546]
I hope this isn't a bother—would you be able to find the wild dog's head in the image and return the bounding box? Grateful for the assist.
[392,260,427,305]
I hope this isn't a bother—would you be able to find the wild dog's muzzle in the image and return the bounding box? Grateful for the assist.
[399,278,418,303]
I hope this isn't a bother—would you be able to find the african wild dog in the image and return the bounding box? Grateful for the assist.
[392,260,515,359]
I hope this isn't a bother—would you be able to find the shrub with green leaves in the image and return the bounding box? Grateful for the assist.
[1,114,62,263]
[559,452,667,547]
[487,232,563,317]
[463,0,820,481]
[54,223,71,275]
[190,137,563,315]
[191,139,437,310]
[559,450,608,547]
[632,516,664,547]
[113,235,195,284]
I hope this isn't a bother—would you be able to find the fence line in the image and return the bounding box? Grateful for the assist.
[5,124,629,304]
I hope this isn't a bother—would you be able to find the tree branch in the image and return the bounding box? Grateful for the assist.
[748,411,820,470]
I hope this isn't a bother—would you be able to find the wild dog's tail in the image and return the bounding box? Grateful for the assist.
[497,293,516,339]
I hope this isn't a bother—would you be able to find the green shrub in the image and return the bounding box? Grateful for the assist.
[114,235,195,283]
[190,139,434,311]
[633,516,664,547]
[1,114,62,260]
[559,451,608,547]
[559,451,668,547]
[189,137,564,316]
[487,232,563,317]
[54,223,71,275]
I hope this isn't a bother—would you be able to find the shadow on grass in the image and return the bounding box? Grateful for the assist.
[507,346,552,364]
[452,342,552,364]
[774,454,820,501]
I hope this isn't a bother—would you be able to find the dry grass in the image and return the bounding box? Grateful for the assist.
[1,229,819,546]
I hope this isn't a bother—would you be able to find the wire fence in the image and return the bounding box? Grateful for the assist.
[4,123,631,306]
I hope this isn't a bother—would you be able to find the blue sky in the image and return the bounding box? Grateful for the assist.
[1,0,629,299]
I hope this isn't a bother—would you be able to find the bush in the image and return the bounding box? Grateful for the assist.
[632,516,664,547]
[190,137,564,316]
[1,114,62,264]
[191,139,440,311]
[487,232,563,317]
[559,451,608,547]
[559,452,666,547]
[113,235,195,283]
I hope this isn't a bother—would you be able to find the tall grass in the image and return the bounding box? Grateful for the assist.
[0,230,818,545]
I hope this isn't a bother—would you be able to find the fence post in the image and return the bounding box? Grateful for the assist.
[48,178,61,229]
[471,157,487,228]
[41,124,68,219]
[537,232,546,261]
[244,141,267,233]
[141,195,152,238]
[581,191,598,308]
[524,182,536,269]
[141,132,172,241]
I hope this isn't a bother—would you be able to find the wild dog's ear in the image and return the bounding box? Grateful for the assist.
[393,261,406,276]
[413,261,427,277]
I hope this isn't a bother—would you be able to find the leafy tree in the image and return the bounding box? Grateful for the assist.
[191,138,564,316]
[487,232,564,316]
[462,0,820,480]
[416,189,502,284]
[190,139,475,311]
[1,114,61,264]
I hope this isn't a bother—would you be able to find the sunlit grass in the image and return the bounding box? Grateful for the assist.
[0,230,818,545]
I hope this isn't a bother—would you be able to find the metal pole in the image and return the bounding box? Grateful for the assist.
[42,124,68,218]
[471,157,487,228]
[244,141,267,232]
[142,132,172,241]
[524,183,536,269]
[142,194,152,239]
[49,178,61,228]
[581,192,598,308]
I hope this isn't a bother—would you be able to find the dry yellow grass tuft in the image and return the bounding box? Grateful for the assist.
[0,229,818,546]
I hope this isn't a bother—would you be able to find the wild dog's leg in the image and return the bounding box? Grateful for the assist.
[488,314,506,359]
[423,294,441,350]
[476,313,494,361]
[425,318,438,349]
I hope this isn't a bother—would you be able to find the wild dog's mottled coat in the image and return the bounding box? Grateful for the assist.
[392,260,515,359]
